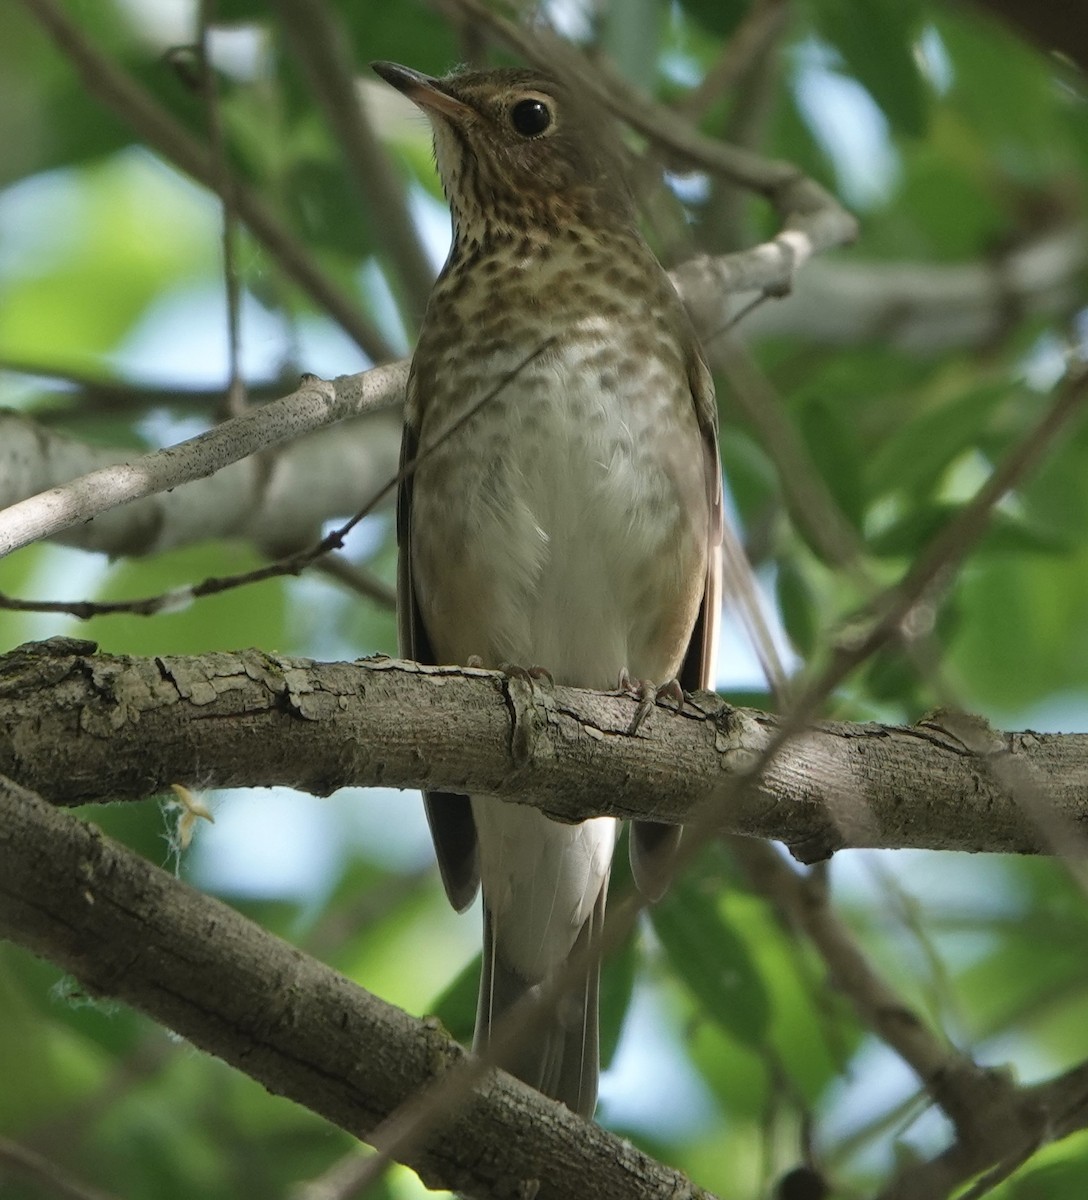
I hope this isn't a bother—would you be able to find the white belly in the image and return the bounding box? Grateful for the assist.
[411,339,704,689]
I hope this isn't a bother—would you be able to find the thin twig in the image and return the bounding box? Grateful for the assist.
[314,552,397,609]
[0,1137,120,1200]
[678,0,791,119]
[197,0,247,418]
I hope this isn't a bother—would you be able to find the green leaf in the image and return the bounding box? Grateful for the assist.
[651,865,771,1049]
[429,954,478,1046]
[340,0,461,79]
[796,392,865,533]
[812,0,929,138]
[951,546,1088,709]
[866,382,1008,500]
[1011,1144,1088,1200]
[937,7,1070,181]
[284,156,375,258]
[719,427,779,520]
[673,0,749,39]
[893,118,1009,258]
[776,557,818,657]
[0,948,109,1129]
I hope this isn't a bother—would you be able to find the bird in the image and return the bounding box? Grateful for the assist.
[372,59,722,1118]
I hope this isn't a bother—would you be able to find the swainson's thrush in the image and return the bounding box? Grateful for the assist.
[373,61,722,1117]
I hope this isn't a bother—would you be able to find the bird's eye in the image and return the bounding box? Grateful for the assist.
[510,98,552,138]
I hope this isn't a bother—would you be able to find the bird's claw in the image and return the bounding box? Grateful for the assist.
[618,670,686,734]
[499,662,555,688]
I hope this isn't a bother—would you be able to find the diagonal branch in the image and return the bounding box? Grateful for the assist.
[0,775,720,1200]
[0,365,407,559]
[0,1137,120,1200]
[7,236,1075,567]
[4,656,1088,1199]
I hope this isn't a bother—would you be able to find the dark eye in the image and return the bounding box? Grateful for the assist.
[510,98,552,137]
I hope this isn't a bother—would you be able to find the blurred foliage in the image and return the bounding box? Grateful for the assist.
[1,1,1087,1199]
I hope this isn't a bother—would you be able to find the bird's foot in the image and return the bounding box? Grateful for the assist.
[499,661,555,687]
[617,669,686,734]
[465,655,554,687]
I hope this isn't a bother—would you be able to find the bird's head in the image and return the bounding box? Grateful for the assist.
[372,61,634,242]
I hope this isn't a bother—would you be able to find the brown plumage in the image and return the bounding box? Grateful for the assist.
[373,60,722,1117]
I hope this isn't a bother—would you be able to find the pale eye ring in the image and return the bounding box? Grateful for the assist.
[510,97,552,137]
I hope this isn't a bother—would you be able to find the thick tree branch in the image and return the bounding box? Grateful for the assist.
[1,640,1085,858]
[0,775,718,1200]
[4,648,1088,1200]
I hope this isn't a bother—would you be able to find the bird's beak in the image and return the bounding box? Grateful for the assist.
[371,61,474,122]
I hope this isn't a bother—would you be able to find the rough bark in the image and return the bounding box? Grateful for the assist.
[2,639,1085,860]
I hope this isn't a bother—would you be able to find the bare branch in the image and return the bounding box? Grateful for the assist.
[0,365,407,559]
[1,641,1086,856]
[6,224,1076,567]
[734,225,1088,353]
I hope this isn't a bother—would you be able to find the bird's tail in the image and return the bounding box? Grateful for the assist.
[474,883,607,1117]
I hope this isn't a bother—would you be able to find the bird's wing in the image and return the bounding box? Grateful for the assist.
[680,350,723,695]
[398,412,480,913]
[630,346,722,898]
